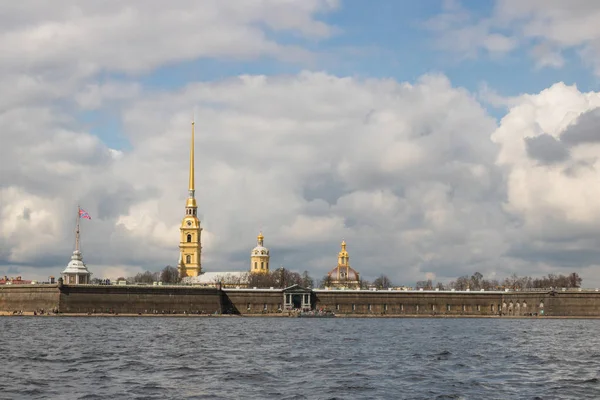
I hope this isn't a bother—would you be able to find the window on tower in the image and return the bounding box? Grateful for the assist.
[261,262,264,269]
[186,255,191,263]
[254,262,257,269]
[187,234,192,243]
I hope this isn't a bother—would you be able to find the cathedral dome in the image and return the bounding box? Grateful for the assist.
[251,231,269,256]
[329,265,360,281]
[251,245,269,256]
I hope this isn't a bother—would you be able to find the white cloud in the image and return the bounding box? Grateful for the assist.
[427,0,600,74]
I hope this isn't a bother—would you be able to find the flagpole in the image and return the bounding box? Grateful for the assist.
[76,205,80,253]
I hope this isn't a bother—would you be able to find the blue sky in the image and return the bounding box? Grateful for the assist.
[86,1,599,150]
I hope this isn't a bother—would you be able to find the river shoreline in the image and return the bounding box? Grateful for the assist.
[2,311,600,319]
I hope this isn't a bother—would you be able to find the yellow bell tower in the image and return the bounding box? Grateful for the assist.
[178,119,202,278]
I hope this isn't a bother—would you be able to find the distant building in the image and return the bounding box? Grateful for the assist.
[250,232,270,274]
[326,240,361,289]
[0,276,32,285]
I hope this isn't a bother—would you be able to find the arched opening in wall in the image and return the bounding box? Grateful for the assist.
[400,304,404,312]
[523,301,527,312]
[187,234,192,243]
[491,304,495,312]
[509,301,514,315]
[254,262,257,270]
[266,262,269,270]
[431,304,436,312]
[186,255,191,263]
[515,301,521,315]
[539,301,544,315]
[261,262,264,270]
[447,304,451,312]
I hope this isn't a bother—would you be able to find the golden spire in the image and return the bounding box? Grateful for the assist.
[189,119,195,194]
[341,240,346,251]
[186,118,197,208]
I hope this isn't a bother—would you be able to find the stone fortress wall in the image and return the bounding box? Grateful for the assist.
[2,284,600,317]
[0,285,60,312]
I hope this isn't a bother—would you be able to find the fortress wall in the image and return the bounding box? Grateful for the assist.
[58,285,222,314]
[0,285,60,312]
[537,292,600,316]
[222,290,283,314]
[3,284,600,316]
[313,290,600,316]
[314,290,506,315]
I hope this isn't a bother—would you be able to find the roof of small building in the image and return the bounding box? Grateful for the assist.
[183,271,249,285]
[62,250,91,275]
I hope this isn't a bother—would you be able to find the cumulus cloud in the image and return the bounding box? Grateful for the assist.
[493,82,600,240]
[428,0,600,75]
[524,134,569,164]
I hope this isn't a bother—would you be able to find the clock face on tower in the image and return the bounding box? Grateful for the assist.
[186,220,192,227]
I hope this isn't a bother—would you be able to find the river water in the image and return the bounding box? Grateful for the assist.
[1,317,599,399]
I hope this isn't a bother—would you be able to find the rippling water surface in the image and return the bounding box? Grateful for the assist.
[1,317,600,399]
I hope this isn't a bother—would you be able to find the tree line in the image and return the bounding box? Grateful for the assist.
[417,272,583,291]
[124,266,181,284]
[108,266,584,291]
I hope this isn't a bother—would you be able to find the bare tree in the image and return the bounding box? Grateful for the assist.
[319,274,333,288]
[416,280,433,290]
[470,272,483,290]
[301,271,314,288]
[128,271,158,284]
[359,278,370,290]
[373,274,392,289]
[160,266,180,284]
[568,272,582,288]
[450,275,470,290]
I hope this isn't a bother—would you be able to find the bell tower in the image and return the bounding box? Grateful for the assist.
[178,119,202,277]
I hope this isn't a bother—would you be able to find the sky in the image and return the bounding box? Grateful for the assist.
[2,0,600,287]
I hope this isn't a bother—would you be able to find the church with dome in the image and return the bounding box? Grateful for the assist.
[250,232,270,274]
[326,240,361,289]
